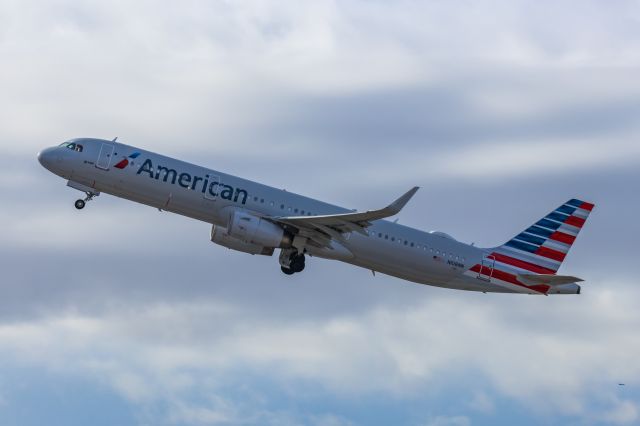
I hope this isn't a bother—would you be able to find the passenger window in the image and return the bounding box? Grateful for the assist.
[280,204,284,209]
[294,208,299,213]
[404,241,408,246]
[253,197,258,202]
[378,233,382,238]
[391,237,395,242]
[301,210,305,215]
[410,242,414,247]
[261,199,264,203]
[385,235,388,240]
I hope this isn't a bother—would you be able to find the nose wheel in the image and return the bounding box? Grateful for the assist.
[75,191,97,210]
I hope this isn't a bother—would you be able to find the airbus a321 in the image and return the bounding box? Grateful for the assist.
[38,138,594,295]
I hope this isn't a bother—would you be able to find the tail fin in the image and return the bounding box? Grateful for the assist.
[491,199,594,274]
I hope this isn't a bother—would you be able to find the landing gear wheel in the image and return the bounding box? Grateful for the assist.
[281,266,295,275]
[290,254,306,273]
[75,199,86,210]
[279,249,307,275]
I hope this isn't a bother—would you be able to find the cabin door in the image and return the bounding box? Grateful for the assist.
[96,143,114,170]
[477,255,495,282]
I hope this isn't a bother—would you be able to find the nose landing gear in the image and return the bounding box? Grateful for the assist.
[74,191,98,210]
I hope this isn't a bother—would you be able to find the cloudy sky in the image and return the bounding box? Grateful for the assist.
[1,0,640,425]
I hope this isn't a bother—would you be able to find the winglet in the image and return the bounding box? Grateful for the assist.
[386,187,420,216]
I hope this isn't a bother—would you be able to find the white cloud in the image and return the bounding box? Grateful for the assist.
[425,138,640,181]
[0,285,638,423]
[168,397,239,425]
[423,415,470,426]
[299,136,640,188]
[468,391,494,414]
[2,0,640,157]
[309,414,355,426]
[599,398,639,425]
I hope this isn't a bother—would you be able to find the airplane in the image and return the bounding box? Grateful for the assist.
[37,138,594,295]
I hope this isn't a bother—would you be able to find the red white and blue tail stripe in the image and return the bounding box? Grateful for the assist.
[469,199,594,294]
[496,199,593,273]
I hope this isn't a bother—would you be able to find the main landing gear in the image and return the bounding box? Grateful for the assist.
[75,192,97,210]
[279,249,306,275]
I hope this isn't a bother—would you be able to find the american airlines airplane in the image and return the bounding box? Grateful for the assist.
[38,138,594,295]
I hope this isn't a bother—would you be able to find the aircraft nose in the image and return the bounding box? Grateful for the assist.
[37,147,56,169]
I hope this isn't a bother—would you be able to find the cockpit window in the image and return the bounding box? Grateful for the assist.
[59,142,83,152]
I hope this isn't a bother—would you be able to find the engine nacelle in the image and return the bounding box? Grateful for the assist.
[211,225,274,256]
[227,210,290,248]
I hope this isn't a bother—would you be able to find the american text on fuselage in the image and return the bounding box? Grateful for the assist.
[136,158,249,205]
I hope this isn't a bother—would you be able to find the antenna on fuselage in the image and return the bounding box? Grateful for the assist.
[112,137,118,142]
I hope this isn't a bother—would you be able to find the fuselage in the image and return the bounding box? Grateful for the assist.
[37,138,576,294]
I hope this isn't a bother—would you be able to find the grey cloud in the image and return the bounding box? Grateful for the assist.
[2,148,637,325]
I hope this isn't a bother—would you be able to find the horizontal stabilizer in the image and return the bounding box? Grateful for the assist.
[518,274,584,287]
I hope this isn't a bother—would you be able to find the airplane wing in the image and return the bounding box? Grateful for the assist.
[268,187,419,247]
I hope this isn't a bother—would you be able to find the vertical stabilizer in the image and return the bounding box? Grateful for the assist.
[492,199,594,275]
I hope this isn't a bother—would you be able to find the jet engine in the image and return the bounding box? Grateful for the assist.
[211,225,274,256]
[226,209,292,248]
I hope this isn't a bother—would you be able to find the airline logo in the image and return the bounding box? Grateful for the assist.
[114,152,141,169]
[499,198,594,270]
